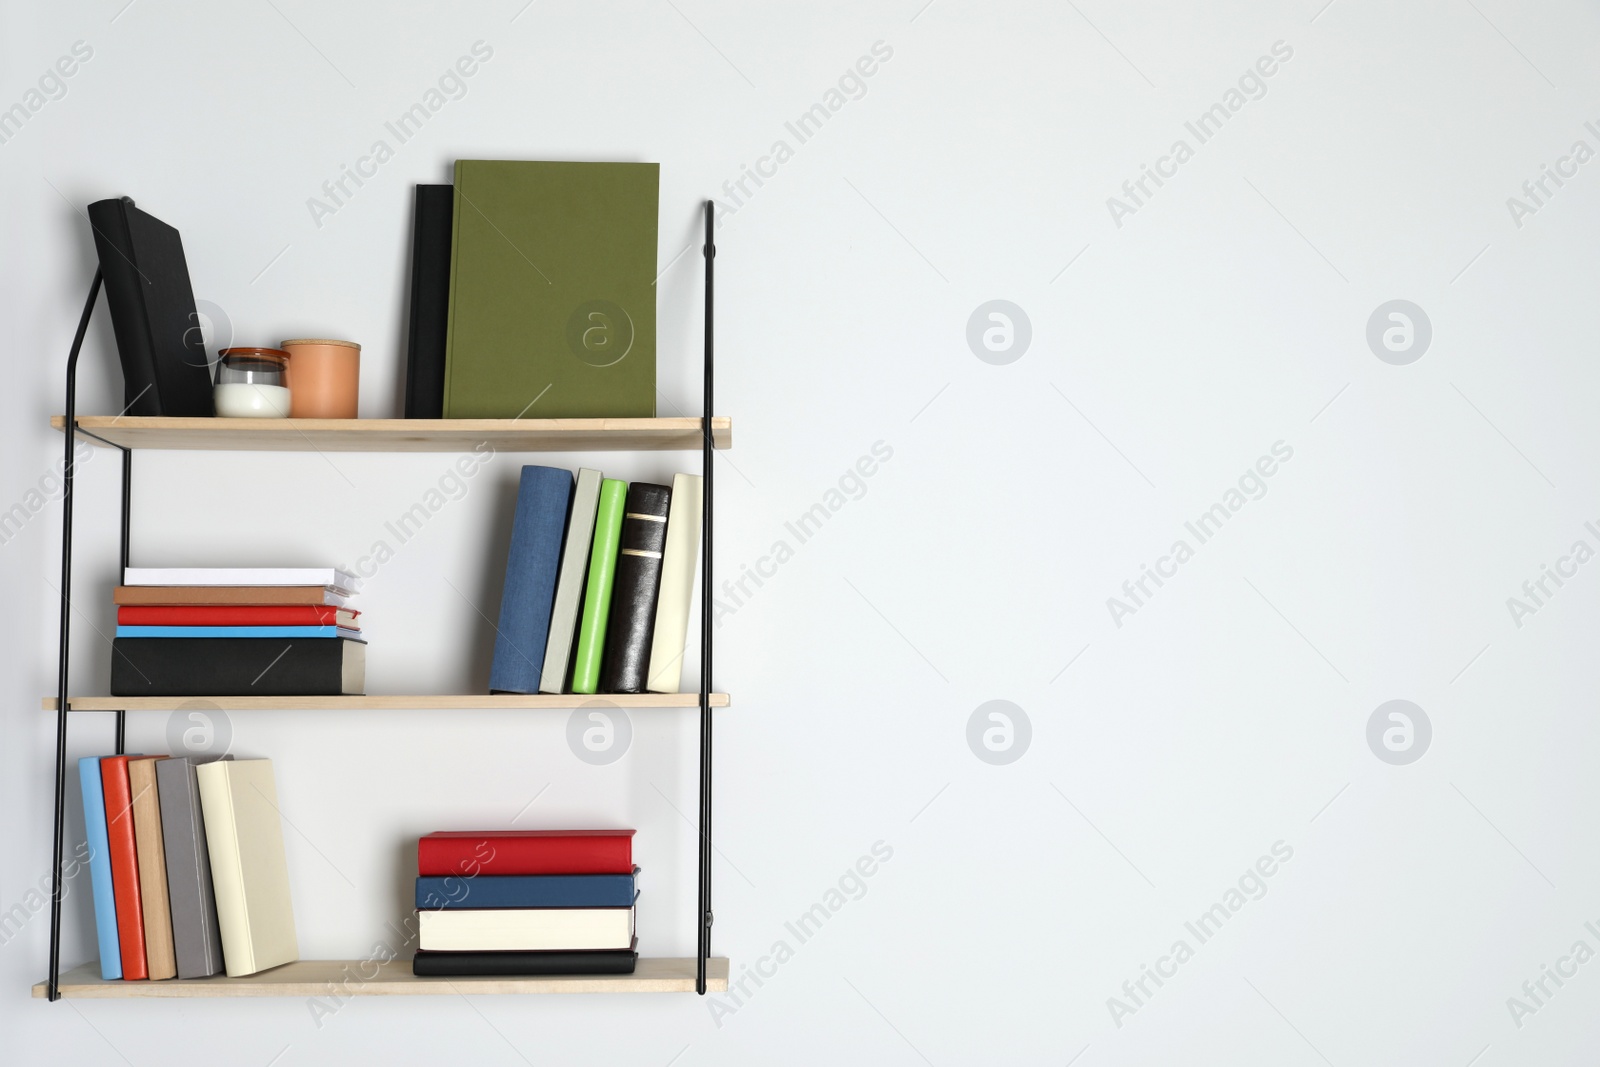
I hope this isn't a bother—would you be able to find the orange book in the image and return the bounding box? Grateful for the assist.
[100,756,159,979]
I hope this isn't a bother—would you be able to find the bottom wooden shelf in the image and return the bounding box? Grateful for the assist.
[34,957,729,998]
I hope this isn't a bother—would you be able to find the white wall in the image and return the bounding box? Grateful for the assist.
[5,1,1599,1062]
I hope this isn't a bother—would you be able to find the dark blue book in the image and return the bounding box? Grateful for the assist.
[415,870,638,910]
[489,465,575,693]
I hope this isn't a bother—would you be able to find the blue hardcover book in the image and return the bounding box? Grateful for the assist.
[115,624,362,639]
[415,871,639,910]
[489,465,575,693]
[77,756,121,979]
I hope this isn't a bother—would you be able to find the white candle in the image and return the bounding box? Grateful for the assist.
[214,382,292,418]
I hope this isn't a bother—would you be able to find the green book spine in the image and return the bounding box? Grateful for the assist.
[570,479,627,693]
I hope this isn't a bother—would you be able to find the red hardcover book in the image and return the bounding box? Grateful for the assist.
[100,756,156,980]
[117,605,358,627]
[418,830,635,876]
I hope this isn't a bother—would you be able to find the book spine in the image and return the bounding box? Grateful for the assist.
[417,908,635,951]
[118,605,345,626]
[599,483,672,693]
[647,473,702,693]
[110,637,359,696]
[128,758,176,979]
[412,948,637,977]
[157,758,225,979]
[417,835,634,876]
[540,468,603,694]
[415,872,636,909]
[99,758,148,979]
[488,466,575,694]
[77,757,121,980]
[570,480,628,694]
[404,184,453,418]
[115,625,351,638]
[197,763,252,977]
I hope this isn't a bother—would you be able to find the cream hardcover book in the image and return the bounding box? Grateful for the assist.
[418,907,635,951]
[646,473,702,693]
[197,758,299,976]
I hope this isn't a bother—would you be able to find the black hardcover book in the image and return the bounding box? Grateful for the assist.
[403,184,453,418]
[110,637,365,697]
[412,947,639,978]
[86,197,214,417]
[598,482,672,693]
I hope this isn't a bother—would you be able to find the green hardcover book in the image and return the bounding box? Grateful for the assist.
[442,160,659,419]
[571,479,628,693]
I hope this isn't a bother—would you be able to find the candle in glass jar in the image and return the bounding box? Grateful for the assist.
[214,382,291,417]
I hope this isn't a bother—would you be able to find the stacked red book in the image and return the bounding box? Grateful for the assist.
[412,830,639,978]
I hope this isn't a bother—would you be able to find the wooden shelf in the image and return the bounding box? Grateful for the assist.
[34,957,729,998]
[44,693,730,712]
[51,415,732,453]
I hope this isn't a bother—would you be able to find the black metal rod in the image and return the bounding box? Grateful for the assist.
[115,449,131,754]
[697,201,715,994]
[50,270,102,1002]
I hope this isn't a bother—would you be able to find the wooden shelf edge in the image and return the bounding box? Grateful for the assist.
[34,957,729,998]
[43,693,731,712]
[51,415,733,452]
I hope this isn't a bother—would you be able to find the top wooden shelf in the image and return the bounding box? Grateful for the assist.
[51,416,732,453]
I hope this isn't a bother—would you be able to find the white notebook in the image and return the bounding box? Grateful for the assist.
[647,473,702,693]
[124,567,361,595]
[418,907,635,951]
[197,759,299,976]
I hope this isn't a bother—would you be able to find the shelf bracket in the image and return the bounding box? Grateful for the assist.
[48,270,102,1003]
[696,200,716,995]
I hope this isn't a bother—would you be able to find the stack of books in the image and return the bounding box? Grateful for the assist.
[78,755,297,980]
[412,830,639,977]
[491,467,702,696]
[109,567,365,696]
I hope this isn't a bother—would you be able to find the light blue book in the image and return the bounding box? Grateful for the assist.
[115,625,362,640]
[77,756,120,980]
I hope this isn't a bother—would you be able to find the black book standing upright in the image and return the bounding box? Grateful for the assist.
[403,184,454,418]
[599,482,673,693]
[86,197,214,417]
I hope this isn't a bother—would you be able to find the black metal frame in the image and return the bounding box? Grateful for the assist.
[45,202,720,1000]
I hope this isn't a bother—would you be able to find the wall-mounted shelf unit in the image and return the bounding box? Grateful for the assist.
[40,202,728,999]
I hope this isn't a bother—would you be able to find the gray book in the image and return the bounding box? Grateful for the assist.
[157,756,228,978]
[541,468,603,693]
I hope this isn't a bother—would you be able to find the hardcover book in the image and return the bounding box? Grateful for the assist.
[415,870,638,910]
[442,160,659,418]
[647,473,703,693]
[100,755,152,979]
[540,468,603,694]
[417,907,635,952]
[599,482,672,693]
[86,197,214,417]
[197,759,298,976]
[127,757,177,979]
[76,757,121,980]
[113,585,351,607]
[570,479,626,694]
[412,945,638,977]
[489,465,574,694]
[404,184,454,418]
[117,605,358,627]
[156,757,227,979]
[110,637,365,696]
[115,625,363,640]
[417,829,635,876]
[122,567,360,594]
